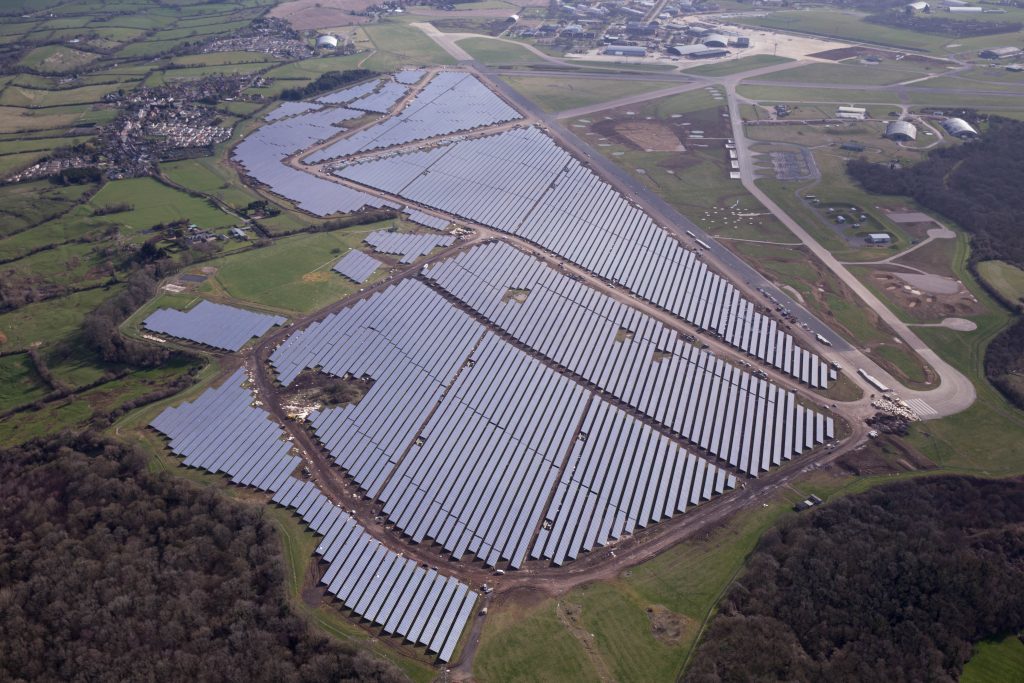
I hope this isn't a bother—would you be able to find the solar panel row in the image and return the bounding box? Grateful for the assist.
[149,368,301,491]
[351,81,410,114]
[232,103,394,216]
[333,249,384,283]
[404,209,450,231]
[422,241,834,475]
[271,480,477,662]
[364,230,455,263]
[265,101,321,121]
[379,332,589,569]
[150,369,476,662]
[306,72,521,163]
[336,126,830,387]
[534,399,736,566]
[143,300,286,351]
[270,278,744,567]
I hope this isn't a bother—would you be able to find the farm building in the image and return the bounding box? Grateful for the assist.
[942,117,979,138]
[906,1,929,10]
[866,233,892,244]
[603,45,647,57]
[703,34,729,48]
[979,46,1021,59]
[316,35,338,49]
[948,5,983,12]
[885,120,918,141]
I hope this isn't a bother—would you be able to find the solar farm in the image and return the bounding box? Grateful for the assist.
[150,68,844,665]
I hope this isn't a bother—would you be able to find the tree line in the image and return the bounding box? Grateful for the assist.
[279,69,379,102]
[685,476,1024,682]
[0,432,408,683]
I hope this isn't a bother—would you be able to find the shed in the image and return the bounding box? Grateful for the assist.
[866,233,892,244]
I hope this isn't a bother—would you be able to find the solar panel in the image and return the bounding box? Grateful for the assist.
[143,300,285,351]
[364,229,454,263]
[333,250,384,283]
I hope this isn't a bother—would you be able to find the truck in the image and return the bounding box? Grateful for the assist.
[815,333,832,346]
[695,238,711,251]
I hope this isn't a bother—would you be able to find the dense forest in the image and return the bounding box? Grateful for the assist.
[0,432,406,683]
[685,476,1024,682]
[848,116,1024,267]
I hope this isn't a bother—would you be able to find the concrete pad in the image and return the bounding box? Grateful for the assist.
[926,226,955,239]
[886,211,934,223]
[937,317,977,331]
[897,273,961,294]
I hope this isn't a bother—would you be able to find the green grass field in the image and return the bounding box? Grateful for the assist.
[761,61,935,86]
[683,54,793,77]
[475,488,807,682]
[0,286,120,352]
[0,353,49,411]
[503,75,675,113]
[88,177,238,231]
[457,37,550,67]
[203,226,391,314]
[978,260,1024,304]
[362,21,456,70]
[19,44,100,72]
[962,635,1024,683]
[734,9,1024,54]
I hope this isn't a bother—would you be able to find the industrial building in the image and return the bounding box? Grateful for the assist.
[942,117,979,138]
[603,44,647,57]
[836,106,867,120]
[315,34,338,49]
[667,44,729,59]
[885,120,918,141]
[979,46,1021,59]
[948,5,983,11]
[866,233,892,244]
[703,34,729,48]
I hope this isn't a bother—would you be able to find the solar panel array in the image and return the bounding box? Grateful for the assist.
[306,72,521,163]
[351,81,410,114]
[333,250,384,283]
[405,209,450,231]
[266,101,321,121]
[317,78,381,105]
[143,300,286,351]
[270,278,735,568]
[534,400,735,566]
[282,280,485,493]
[423,242,834,475]
[271,480,477,662]
[150,369,301,491]
[395,69,428,85]
[233,104,395,216]
[150,370,475,662]
[365,230,455,263]
[336,126,830,387]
